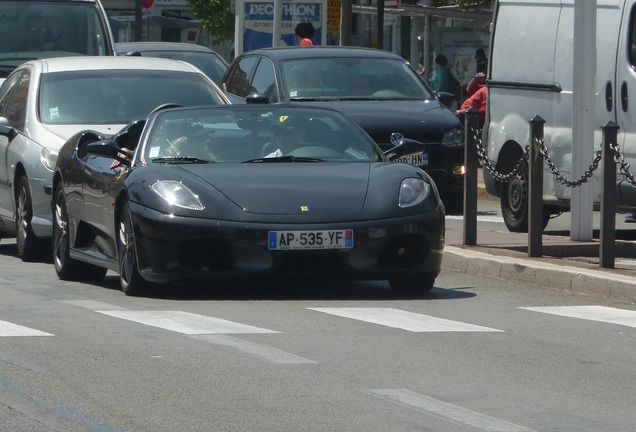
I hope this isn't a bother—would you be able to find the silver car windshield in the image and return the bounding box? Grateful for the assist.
[281,57,434,101]
[39,70,224,125]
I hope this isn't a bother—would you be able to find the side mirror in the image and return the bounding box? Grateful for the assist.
[384,138,426,162]
[86,140,132,166]
[245,93,270,104]
[0,117,17,140]
[437,91,456,109]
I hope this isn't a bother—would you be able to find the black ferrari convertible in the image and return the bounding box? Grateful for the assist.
[52,104,445,296]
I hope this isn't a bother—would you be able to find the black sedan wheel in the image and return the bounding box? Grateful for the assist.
[118,201,147,296]
[53,185,107,281]
[389,277,435,296]
[16,176,47,262]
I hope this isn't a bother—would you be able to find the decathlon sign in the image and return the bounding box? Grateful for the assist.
[235,0,327,55]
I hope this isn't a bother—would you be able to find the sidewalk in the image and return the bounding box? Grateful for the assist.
[442,169,636,305]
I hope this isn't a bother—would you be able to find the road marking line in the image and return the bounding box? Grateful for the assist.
[57,300,129,311]
[520,305,636,328]
[97,310,280,335]
[0,320,53,337]
[308,308,503,332]
[366,389,537,432]
[190,335,317,364]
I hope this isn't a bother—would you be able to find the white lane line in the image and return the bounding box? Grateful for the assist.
[520,306,636,328]
[57,300,129,311]
[97,310,280,335]
[366,389,537,432]
[0,320,53,337]
[190,335,317,364]
[446,214,504,223]
[308,308,503,332]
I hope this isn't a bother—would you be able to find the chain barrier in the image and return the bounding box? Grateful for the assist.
[472,126,528,182]
[537,137,602,187]
[471,126,635,188]
[610,141,636,187]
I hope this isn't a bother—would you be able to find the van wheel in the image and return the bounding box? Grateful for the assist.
[500,162,529,232]
[500,162,551,232]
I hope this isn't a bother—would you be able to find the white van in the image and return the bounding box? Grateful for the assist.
[0,0,115,79]
[483,0,636,232]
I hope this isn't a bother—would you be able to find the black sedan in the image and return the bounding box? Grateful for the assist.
[52,104,445,296]
[220,46,465,212]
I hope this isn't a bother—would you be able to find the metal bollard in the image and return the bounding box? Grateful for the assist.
[600,122,619,269]
[463,108,480,246]
[528,116,545,257]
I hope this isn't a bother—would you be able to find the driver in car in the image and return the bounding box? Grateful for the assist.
[264,116,307,158]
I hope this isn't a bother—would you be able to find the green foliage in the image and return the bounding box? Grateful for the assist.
[188,0,235,43]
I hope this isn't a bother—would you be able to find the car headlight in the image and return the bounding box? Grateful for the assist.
[399,178,430,208]
[441,126,464,147]
[151,180,205,211]
[40,147,58,172]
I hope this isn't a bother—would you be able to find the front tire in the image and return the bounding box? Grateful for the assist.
[118,201,147,296]
[53,184,107,281]
[16,176,47,261]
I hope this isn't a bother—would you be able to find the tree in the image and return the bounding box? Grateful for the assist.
[188,0,235,43]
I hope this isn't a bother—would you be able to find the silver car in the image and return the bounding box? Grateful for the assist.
[0,56,229,261]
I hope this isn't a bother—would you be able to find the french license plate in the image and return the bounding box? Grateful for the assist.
[396,152,428,167]
[268,230,354,250]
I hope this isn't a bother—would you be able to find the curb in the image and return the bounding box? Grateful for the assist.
[443,246,636,305]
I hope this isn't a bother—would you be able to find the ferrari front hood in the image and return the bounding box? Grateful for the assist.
[185,163,371,215]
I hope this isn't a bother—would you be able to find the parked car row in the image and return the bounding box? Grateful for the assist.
[0,41,453,297]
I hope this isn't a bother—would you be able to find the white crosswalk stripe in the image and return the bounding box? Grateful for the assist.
[308,307,504,332]
[96,310,280,335]
[0,320,53,337]
[520,305,636,328]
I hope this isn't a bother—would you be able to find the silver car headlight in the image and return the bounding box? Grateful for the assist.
[151,180,205,211]
[441,126,464,147]
[41,147,58,172]
[399,178,430,208]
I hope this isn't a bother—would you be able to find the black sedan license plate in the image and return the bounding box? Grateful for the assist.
[396,152,428,167]
[268,230,354,250]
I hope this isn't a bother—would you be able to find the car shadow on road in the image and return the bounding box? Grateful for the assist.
[95,275,477,301]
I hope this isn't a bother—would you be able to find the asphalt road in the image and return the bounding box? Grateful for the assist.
[1,225,636,432]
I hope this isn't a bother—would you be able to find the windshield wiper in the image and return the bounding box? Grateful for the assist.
[242,156,325,163]
[151,156,212,164]
[288,97,324,101]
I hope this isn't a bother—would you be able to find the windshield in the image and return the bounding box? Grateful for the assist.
[144,106,384,164]
[281,57,434,101]
[139,50,228,85]
[0,2,113,78]
[39,70,225,125]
